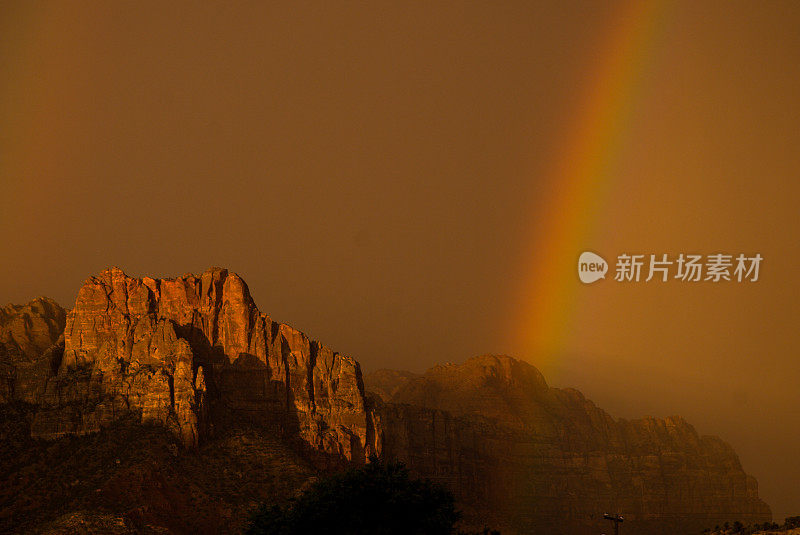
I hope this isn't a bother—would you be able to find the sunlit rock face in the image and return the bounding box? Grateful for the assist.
[0,297,66,404]
[366,355,772,535]
[0,275,772,533]
[5,267,377,463]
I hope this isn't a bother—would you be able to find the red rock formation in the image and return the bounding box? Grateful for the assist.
[366,355,772,534]
[0,277,773,534]
[0,297,66,404]
[27,267,377,464]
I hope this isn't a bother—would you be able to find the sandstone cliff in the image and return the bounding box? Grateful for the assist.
[366,355,772,534]
[0,297,66,404]
[5,267,377,466]
[0,272,773,534]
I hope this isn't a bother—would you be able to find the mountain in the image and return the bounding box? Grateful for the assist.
[362,368,420,402]
[0,297,66,404]
[18,267,378,467]
[365,355,772,534]
[0,268,772,534]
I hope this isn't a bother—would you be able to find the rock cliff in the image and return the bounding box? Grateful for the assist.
[5,267,377,466]
[366,355,772,534]
[0,273,772,534]
[0,297,66,404]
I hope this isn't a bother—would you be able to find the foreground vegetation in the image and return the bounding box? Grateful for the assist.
[0,403,315,533]
[246,457,499,535]
[705,516,800,534]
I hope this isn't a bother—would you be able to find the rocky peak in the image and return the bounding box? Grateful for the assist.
[0,297,66,404]
[367,354,771,533]
[8,267,378,465]
[428,354,549,390]
[0,297,66,360]
[387,353,549,428]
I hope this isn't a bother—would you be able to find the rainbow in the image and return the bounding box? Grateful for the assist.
[509,0,670,367]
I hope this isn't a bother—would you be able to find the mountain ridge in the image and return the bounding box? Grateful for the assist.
[0,267,773,534]
[369,353,724,439]
[367,354,771,533]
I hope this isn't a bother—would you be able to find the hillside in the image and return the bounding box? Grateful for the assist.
[0,404,315,534]
[365,355,772,534]
[0,268,773,534]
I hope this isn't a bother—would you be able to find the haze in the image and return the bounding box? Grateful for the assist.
[2,1,798,522]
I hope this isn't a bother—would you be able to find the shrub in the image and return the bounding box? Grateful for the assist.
[246,457,461,535]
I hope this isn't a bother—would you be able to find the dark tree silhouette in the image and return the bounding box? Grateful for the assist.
[246,457,461,535]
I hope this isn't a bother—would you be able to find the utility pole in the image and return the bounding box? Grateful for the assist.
[603,513,624,535]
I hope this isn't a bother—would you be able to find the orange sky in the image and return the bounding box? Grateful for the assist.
[2,0,799,522]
